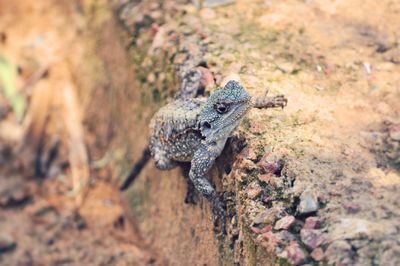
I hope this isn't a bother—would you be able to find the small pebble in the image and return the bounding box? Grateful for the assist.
[310,247,325,261]
[304,217,323,229]
[237,147,257,161]
[389,124,400,141]
[363,62,372,75]
[0,234,16,253]
[246,181,263,199]
[282,241,307,265]
[300,229,327,249]
[274,216,295,230]
[297,189,319,214]
[342,202,361,214]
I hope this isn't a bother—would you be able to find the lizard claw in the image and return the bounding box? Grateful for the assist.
[212,198,227,235]
[272,94,288,109]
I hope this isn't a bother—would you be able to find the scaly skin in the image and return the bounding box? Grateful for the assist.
[121,80,287,232]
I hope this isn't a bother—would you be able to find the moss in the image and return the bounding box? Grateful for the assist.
[126,182,149,223]
[275,257,290,266]
[243,227,258,266]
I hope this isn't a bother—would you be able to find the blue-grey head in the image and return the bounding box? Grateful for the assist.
[199,80,252,143]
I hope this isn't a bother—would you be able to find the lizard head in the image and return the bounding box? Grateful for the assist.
[199,80,252,143]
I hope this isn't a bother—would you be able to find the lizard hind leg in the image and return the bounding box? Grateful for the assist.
[189,143,227,234]
[153,147,177,170]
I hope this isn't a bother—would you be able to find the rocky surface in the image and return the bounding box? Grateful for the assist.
[116,0,400,265]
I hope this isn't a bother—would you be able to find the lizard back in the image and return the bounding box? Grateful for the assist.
[149,98,205,162]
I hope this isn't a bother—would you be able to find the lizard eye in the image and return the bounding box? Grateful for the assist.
[214,102,229,114]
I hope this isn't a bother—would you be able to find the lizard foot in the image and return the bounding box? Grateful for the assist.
[212,197,227,235]
[271,94,288,109]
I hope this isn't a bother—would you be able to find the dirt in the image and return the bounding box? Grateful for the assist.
[0,0,399,265]
[201,1,400,264]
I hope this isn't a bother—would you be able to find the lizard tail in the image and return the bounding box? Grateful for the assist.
[120,148,151,191]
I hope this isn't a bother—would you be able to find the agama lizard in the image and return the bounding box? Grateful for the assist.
[120,80,287,231]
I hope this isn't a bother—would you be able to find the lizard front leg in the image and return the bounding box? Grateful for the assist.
[189,141,227,233]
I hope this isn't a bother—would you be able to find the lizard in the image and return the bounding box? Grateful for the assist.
[120,80,287,231]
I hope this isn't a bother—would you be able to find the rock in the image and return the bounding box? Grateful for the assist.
[258,173,272,183]
[237,158,257,171]
[259,231,283,253]
[250,224,272,234]
[310,247,325,261]
[246,181,263,199]
[297,189,319,214]
[193,0,236,8]
[300,229,327,249]
[342,202,361,214]
[276,62,299,74]
[261,231,282,245]
[237,147,257,161]
[257,152,283,175]
[0,234,16,253]
[278,230,296,243]
[282,241,307,265]
[331,218,396,240]
[198,66,215,89]
[274,216,295,230]
[253,206,284,225]
[304,217,323,229]
[389,124,400,141]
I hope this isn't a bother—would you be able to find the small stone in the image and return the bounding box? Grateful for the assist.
[259,231,282,253]
[253,207,283,225]
[274,216,295,230]
[300,229,327,249]
[258,173,272,183]
[257,152,282,175]
[0,234,16,253]
[150,23,159,35]
[304,217,323,229]
[283,241,307,265]
[261,231,282,245]
[237,158,257,170]
[246,181,263,199]
[389,124,400,141]
[250,224,272,234]
[198,66,215,89]
[363,62,372,75]
[342,202,361,214]
[311,247,325,261]
[276,62,296,74]
[278,230,296,243]
[193,0,236,8]
[237,147,257,161]
[147,72,156,83]
[297,189,319,214]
